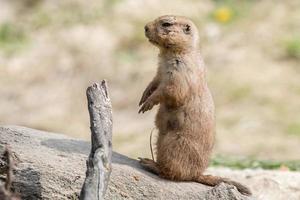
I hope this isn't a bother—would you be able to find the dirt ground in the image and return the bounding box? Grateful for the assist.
[0,0,299,160]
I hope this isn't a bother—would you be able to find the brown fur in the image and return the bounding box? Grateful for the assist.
[138,15,251,196]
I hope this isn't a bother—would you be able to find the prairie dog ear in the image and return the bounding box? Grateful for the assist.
[183,24,191,34]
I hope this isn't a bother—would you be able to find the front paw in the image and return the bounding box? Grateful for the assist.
[138,99,155,113]
[139,88,153,106]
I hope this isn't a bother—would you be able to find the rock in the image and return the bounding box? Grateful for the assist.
[208,167,300,200]
[0,125,254,200]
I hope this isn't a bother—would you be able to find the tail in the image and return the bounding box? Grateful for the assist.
[194,174,252,196]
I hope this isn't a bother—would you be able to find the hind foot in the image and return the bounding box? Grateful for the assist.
[138,157,160,175]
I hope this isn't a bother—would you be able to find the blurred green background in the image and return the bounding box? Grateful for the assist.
[0,0,299,163]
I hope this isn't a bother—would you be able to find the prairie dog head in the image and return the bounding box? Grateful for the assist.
[144,15,199,52]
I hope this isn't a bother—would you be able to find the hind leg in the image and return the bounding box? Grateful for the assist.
[138,158,160,175]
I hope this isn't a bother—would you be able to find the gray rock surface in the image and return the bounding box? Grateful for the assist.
[208,167,300,200]
[0,125,255,199]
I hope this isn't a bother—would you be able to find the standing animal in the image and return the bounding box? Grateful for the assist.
[138,15,251,196]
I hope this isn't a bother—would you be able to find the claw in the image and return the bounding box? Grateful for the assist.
[139,87,152,106]
[139,100,154,114]
[138,107,143,114]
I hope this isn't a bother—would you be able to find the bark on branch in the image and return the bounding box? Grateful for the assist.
[80,81,113,200]
[0,147,20,200]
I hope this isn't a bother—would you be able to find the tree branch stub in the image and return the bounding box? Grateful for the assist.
[80,80,113,200]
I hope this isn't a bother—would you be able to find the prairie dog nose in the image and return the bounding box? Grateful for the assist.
[144,25,149,32]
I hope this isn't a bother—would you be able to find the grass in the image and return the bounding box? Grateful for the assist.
[286,122,300,136]
[211,155,300,171]
[0,23,28,55]
[29,3,105,29]
[228,86,252,102]
[31,11,52,28]
[284,37,300,59]
[18,0,42,9]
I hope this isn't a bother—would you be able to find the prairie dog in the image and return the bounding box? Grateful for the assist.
[138,15,251,196]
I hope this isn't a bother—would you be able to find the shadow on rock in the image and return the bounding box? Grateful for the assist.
[42,139,158,179]
[41,139,90,155]
[13,168,41,200]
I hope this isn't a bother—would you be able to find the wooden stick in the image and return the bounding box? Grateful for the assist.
[80,80,113,200]
[0,146,20,200]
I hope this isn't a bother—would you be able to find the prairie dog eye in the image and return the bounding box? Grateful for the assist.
[183,24,191,34]
[162,22,172,27]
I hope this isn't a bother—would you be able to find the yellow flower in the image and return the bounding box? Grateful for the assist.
[214,6,233,23]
